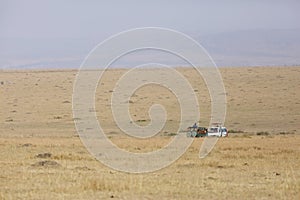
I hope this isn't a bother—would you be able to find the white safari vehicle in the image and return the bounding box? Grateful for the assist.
[207,125,228,137]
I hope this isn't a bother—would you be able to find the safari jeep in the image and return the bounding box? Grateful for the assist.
[186,125,208,137]
[207,126,228,137]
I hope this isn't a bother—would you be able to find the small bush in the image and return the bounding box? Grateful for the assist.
[228,129,244,133]
[256,131,269,136]
[31,160,61,168]
[167,132,177,136]
[35,152,52,158]
[136,119,147,122]
[279,131,294,135]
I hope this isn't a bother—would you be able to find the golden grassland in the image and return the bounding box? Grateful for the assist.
[0,67,299,199]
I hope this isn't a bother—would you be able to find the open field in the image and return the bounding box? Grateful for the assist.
[0,67,300,199]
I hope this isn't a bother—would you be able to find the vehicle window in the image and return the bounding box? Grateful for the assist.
[209,128,218,133]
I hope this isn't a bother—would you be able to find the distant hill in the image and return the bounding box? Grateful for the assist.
[1,29,300,69]
[199,29,300,66]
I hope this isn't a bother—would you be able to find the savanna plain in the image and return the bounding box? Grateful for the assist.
[0,67,299,199]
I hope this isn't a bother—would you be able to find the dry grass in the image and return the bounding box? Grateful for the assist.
[0,67,299,199]
[0,135,299,199]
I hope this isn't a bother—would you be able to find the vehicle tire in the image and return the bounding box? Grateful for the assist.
[191,131,197,137]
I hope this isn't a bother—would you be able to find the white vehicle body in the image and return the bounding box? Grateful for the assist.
[207,126,228,137]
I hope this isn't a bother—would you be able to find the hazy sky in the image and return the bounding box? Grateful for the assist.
[1,0,299,39]
[1,0,300,68]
